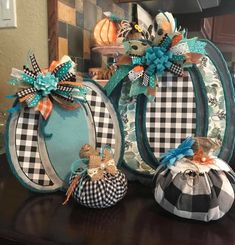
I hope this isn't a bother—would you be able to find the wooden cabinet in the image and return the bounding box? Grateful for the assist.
[180,13,235,46]
[212,14,235,45]
[201,17,214,40]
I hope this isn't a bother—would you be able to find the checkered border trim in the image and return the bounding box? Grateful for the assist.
[146,72,196,158]
[15,108,53,186]
[86,89,116,152]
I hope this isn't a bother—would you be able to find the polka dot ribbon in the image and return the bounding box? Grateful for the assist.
[8,54,87,120]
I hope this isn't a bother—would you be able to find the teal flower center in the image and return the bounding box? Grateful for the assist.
[34,72,58,96]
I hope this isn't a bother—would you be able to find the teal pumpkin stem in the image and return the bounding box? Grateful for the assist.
[160,137,195,166]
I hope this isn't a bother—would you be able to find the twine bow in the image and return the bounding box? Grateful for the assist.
[8,54,87,120]
[88,150,117,181]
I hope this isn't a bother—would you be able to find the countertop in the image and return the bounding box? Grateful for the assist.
[0,153,235,245]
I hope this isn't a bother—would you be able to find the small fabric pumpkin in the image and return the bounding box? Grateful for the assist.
[63,145,128,208]
[154,137,235,221]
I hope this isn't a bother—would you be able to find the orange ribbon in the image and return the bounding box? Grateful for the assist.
[192,148,214,165]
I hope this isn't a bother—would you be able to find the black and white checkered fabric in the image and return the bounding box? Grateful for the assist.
[55,85,74,102]
[154,159,235,221]
[30,54,41,74]
[169,63,184,76]
[86,89,116,152]
[17,87,37,98]
[57,85,73,93]
[23,66,37,80]
[61,72,76,82]
[146,72,196,158]
[52,63,66,78]
[15,108,53,186]
[70,171,127,208]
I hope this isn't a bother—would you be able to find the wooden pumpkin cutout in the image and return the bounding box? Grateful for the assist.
[94,17,117,45]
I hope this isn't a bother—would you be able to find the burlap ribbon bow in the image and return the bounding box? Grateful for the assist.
[88,149,117,181]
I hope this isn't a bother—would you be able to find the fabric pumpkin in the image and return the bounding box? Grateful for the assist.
[154,157,235,221]
[69,171,127,208]
[63,144,128,208]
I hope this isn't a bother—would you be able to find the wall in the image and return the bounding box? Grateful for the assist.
[0,0,49,111]
[57,0,132,72]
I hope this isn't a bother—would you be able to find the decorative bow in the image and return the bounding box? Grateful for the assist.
[8,54,87,120]
[105,33,206,100]
[160,137,195,166]
[192,148,214,165]
[88,150,117,181]
[63,145,117,205]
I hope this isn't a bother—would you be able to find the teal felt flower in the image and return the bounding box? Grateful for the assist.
[143,46,173,76]
[34,72,58,96]
[160,137,195,166]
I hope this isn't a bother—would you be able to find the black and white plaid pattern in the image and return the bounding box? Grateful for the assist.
[23,66,37,80]
[30,54,41,74]
[61,72,76,82]
[17,87,37,98]
[70,171,127,208]
[55,85,74,101]
[86,89,116,152]
[146,72,196,158]
[154,162,235,221]
[15,108,53,186]
[57,85,73,93]
[169,63,184,76]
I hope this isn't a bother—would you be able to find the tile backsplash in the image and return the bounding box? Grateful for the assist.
[57,0,132,73]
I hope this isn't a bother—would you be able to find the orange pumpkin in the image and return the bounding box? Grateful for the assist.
[94,18,117,46]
